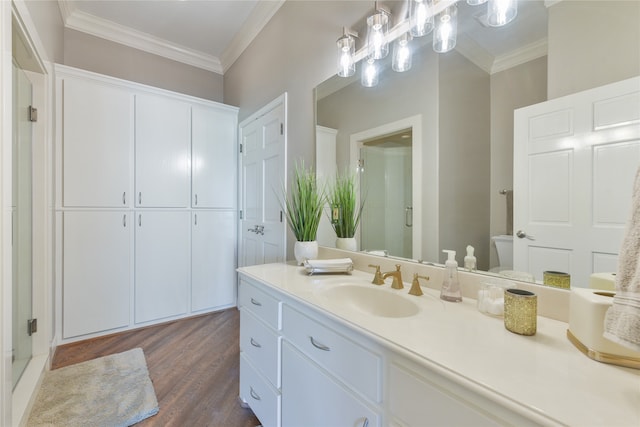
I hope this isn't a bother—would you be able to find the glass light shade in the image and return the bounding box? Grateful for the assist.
[409,0,433,37]
[487,0,518,27]
[336,33,355,77]
[466,0,488,5]
[392,33,412,72]
[361,58,379,87]
[366,12,389,60]
[433,5,457,53]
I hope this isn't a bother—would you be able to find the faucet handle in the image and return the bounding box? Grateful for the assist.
[409,273,429,296]
[368,264,384,285]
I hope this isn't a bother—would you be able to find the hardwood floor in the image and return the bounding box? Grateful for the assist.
[52,308,260,427]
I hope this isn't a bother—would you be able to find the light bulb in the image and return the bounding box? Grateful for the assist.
[366,12,389,60]
[361,58,379,87]
[410,0,433,37]
[336,32,355,77]
[433,5,457,53]
[487,0,518,27]
[393,34,412,72]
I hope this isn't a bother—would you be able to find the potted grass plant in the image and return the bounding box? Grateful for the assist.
[282,161,324,264]
[326,171,364,252]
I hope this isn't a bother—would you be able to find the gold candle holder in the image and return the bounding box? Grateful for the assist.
[543,271,570,289]
[504,289,537,336]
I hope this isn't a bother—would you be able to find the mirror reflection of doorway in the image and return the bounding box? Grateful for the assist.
[12,61,33,389]
[359,129,412,259]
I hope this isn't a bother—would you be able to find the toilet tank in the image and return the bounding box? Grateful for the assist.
[492,234,513,268]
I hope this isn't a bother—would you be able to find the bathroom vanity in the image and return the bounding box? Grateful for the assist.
[238,262,639,427]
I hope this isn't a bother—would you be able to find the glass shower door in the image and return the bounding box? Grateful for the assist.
[12,62,33,388]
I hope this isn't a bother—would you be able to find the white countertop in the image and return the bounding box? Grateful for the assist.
[238,262,640,427]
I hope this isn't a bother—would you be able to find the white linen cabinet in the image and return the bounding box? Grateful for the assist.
[56,65,239,342]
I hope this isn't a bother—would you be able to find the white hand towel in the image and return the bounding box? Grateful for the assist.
[604,167,640,352]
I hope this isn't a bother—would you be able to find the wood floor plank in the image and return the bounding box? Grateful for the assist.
[52,308,260,427]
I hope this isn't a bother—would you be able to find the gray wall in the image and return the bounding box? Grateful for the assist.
[489,56,547,268]
[439,51,491,269]
[23,0,64,64]
[64,29,224,102]
[548,0,640,99]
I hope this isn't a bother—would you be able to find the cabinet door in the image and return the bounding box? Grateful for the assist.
[135,93,190,207]
[62,77,132,207]
[281,341,379,427]
[192,105,237,209]
[135,211,190,323]
[389,362,501,427]
[63,211,131,338]
[191,210,236,311]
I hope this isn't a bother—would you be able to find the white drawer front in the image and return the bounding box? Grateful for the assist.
[238,279,281,330]
[240,354,281,427]
[240,308,280,388]
[282,304,382,403]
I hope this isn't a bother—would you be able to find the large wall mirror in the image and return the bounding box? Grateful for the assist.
[315,0,640,287]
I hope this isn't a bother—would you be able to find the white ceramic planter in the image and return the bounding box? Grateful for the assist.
[294,241,318,265]
[336,237,357,252]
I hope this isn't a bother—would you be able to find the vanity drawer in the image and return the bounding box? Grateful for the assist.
[240,308,281,388]
[240,354,281,427]
[282,304,382,403]
[238,279,281,330]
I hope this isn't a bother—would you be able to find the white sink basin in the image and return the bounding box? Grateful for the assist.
[320,284,420,318]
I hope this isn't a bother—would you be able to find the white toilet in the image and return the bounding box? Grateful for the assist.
[492,234,513,270]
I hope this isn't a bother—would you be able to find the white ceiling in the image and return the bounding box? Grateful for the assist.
[58,0,285,74]
[57,0,548,76]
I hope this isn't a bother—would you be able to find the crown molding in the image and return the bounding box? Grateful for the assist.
[58,0,284,75]
[220,0,286,72]
[491,38,548,74]
[455,33,495,74]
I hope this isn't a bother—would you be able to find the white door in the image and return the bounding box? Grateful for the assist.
[135,210,190,323]
[61,76,132,207]
[135,93,190,208]
[239,95,287,267]
[192,105,237,209]
[63,211,131,338]
[514,77,640,287]
[192,210,236,312]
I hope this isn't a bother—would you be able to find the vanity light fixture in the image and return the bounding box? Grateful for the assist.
[486,0,517,27]
[366,2,390,60]
[361,58,379,87]
[433,5,458,53]
[409,0,434,37]
[336,27,357,77]
[392,33,413,72]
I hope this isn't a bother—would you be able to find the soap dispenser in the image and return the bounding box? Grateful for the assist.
[464,245,477,272]
[440,250,462,302]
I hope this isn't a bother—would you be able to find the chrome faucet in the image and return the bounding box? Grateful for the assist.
[368,264,385,285]
[382,264,403,289]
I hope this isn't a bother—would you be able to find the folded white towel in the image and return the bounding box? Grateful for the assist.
[604,167,640,352]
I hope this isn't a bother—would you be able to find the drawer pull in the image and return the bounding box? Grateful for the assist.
[363,418,369,427]
[310,336,331,351]
[249,387,261,401]
[250,298,262,306]
[250,338,262,348]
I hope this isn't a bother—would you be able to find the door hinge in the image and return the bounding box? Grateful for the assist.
[280,123,284,135]
[239,143,243,153]
[28,106,38,122]
[358,158,364,168]
[239,210,243,220]
[27,318,37,336]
